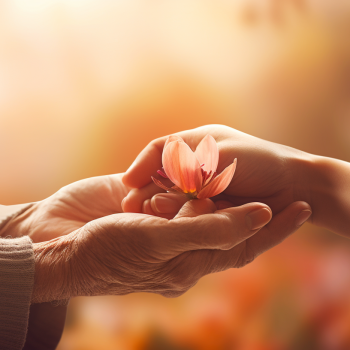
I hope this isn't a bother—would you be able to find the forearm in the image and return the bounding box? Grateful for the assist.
[31,233,77,303]
[295,155,350,236]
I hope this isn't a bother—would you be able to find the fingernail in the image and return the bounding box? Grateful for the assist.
[121,197,126,212]
[295,210,312,227]
[246,208,272,230]
[154,195,181,213]
[142,199,152,214]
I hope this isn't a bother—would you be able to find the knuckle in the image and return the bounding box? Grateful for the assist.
[167,269,197,292]
[162,252,202,294]
[168,275,189,291]
[235,242,256,269]
[162,290,185,299]
[217,215,240,250]
[149,139,162,151]
[148,139,157,148]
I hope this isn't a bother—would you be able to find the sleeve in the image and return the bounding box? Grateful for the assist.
[0,233,35,350]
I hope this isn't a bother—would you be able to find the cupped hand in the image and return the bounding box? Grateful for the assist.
[32,198,310,303]
[122,124,312,223]
[5,173,130,243]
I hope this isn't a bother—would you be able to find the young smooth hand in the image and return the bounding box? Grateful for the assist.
[122,125,312,232]
[122,124,350,237]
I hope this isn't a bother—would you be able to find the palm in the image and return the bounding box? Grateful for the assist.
[27,174,129,242]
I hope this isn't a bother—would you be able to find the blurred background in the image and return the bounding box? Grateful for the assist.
[1,0,350,349]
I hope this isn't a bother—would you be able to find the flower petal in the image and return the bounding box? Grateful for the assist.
[152,176,178,193]
[163,141,202,193]
[197,159,237,199]
[164,135,185,150]
[195,135,219,174]
[171,185,185,193]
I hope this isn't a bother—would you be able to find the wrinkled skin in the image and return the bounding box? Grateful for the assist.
[32,198,308,303]
[2,174,129,243]
[2,159,310,350]
[4,174,129,350]
[26,172,309,304]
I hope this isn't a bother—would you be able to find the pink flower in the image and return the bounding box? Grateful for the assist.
[152,135,237,199]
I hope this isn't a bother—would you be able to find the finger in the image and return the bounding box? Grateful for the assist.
[143,198,175,220]
[150,193,189,218]
[122,182,167,213]
[122,137,167,188]
[166,201,312,291]
[245,200,312,257]
[142,199,155,216]
[214,200,234,210]
[162,200,272,254]
[122,126,216,189]
[192,201,312,274]
[149,195,231,218]
[173,198,217,218]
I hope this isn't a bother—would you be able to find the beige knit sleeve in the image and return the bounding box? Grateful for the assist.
[0,235,35,350]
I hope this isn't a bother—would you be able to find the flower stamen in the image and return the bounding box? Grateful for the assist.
[157,168,168,178]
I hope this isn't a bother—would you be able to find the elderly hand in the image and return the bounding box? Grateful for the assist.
[1,173,129,350]
[122,124,350,237]
[1,173,129,243]
[31,197,310,303]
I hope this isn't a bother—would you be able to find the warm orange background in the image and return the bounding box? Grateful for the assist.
[1,1,350,349]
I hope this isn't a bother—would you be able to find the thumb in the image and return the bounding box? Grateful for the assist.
[164,201,273,253]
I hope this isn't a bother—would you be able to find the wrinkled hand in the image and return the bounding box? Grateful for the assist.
[2,174,129,350]
[32,198,310,303]
[122,124,312,228]
[4,173,129,243]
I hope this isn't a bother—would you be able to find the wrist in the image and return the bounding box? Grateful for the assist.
[32,233,76,303]
[293,153,350,235]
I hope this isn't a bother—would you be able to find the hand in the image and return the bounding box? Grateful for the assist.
[31,198,310,303]
[1,173,130,243]
[121,124,350,237]
[121,124,312,226]
[0,173,130,349]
